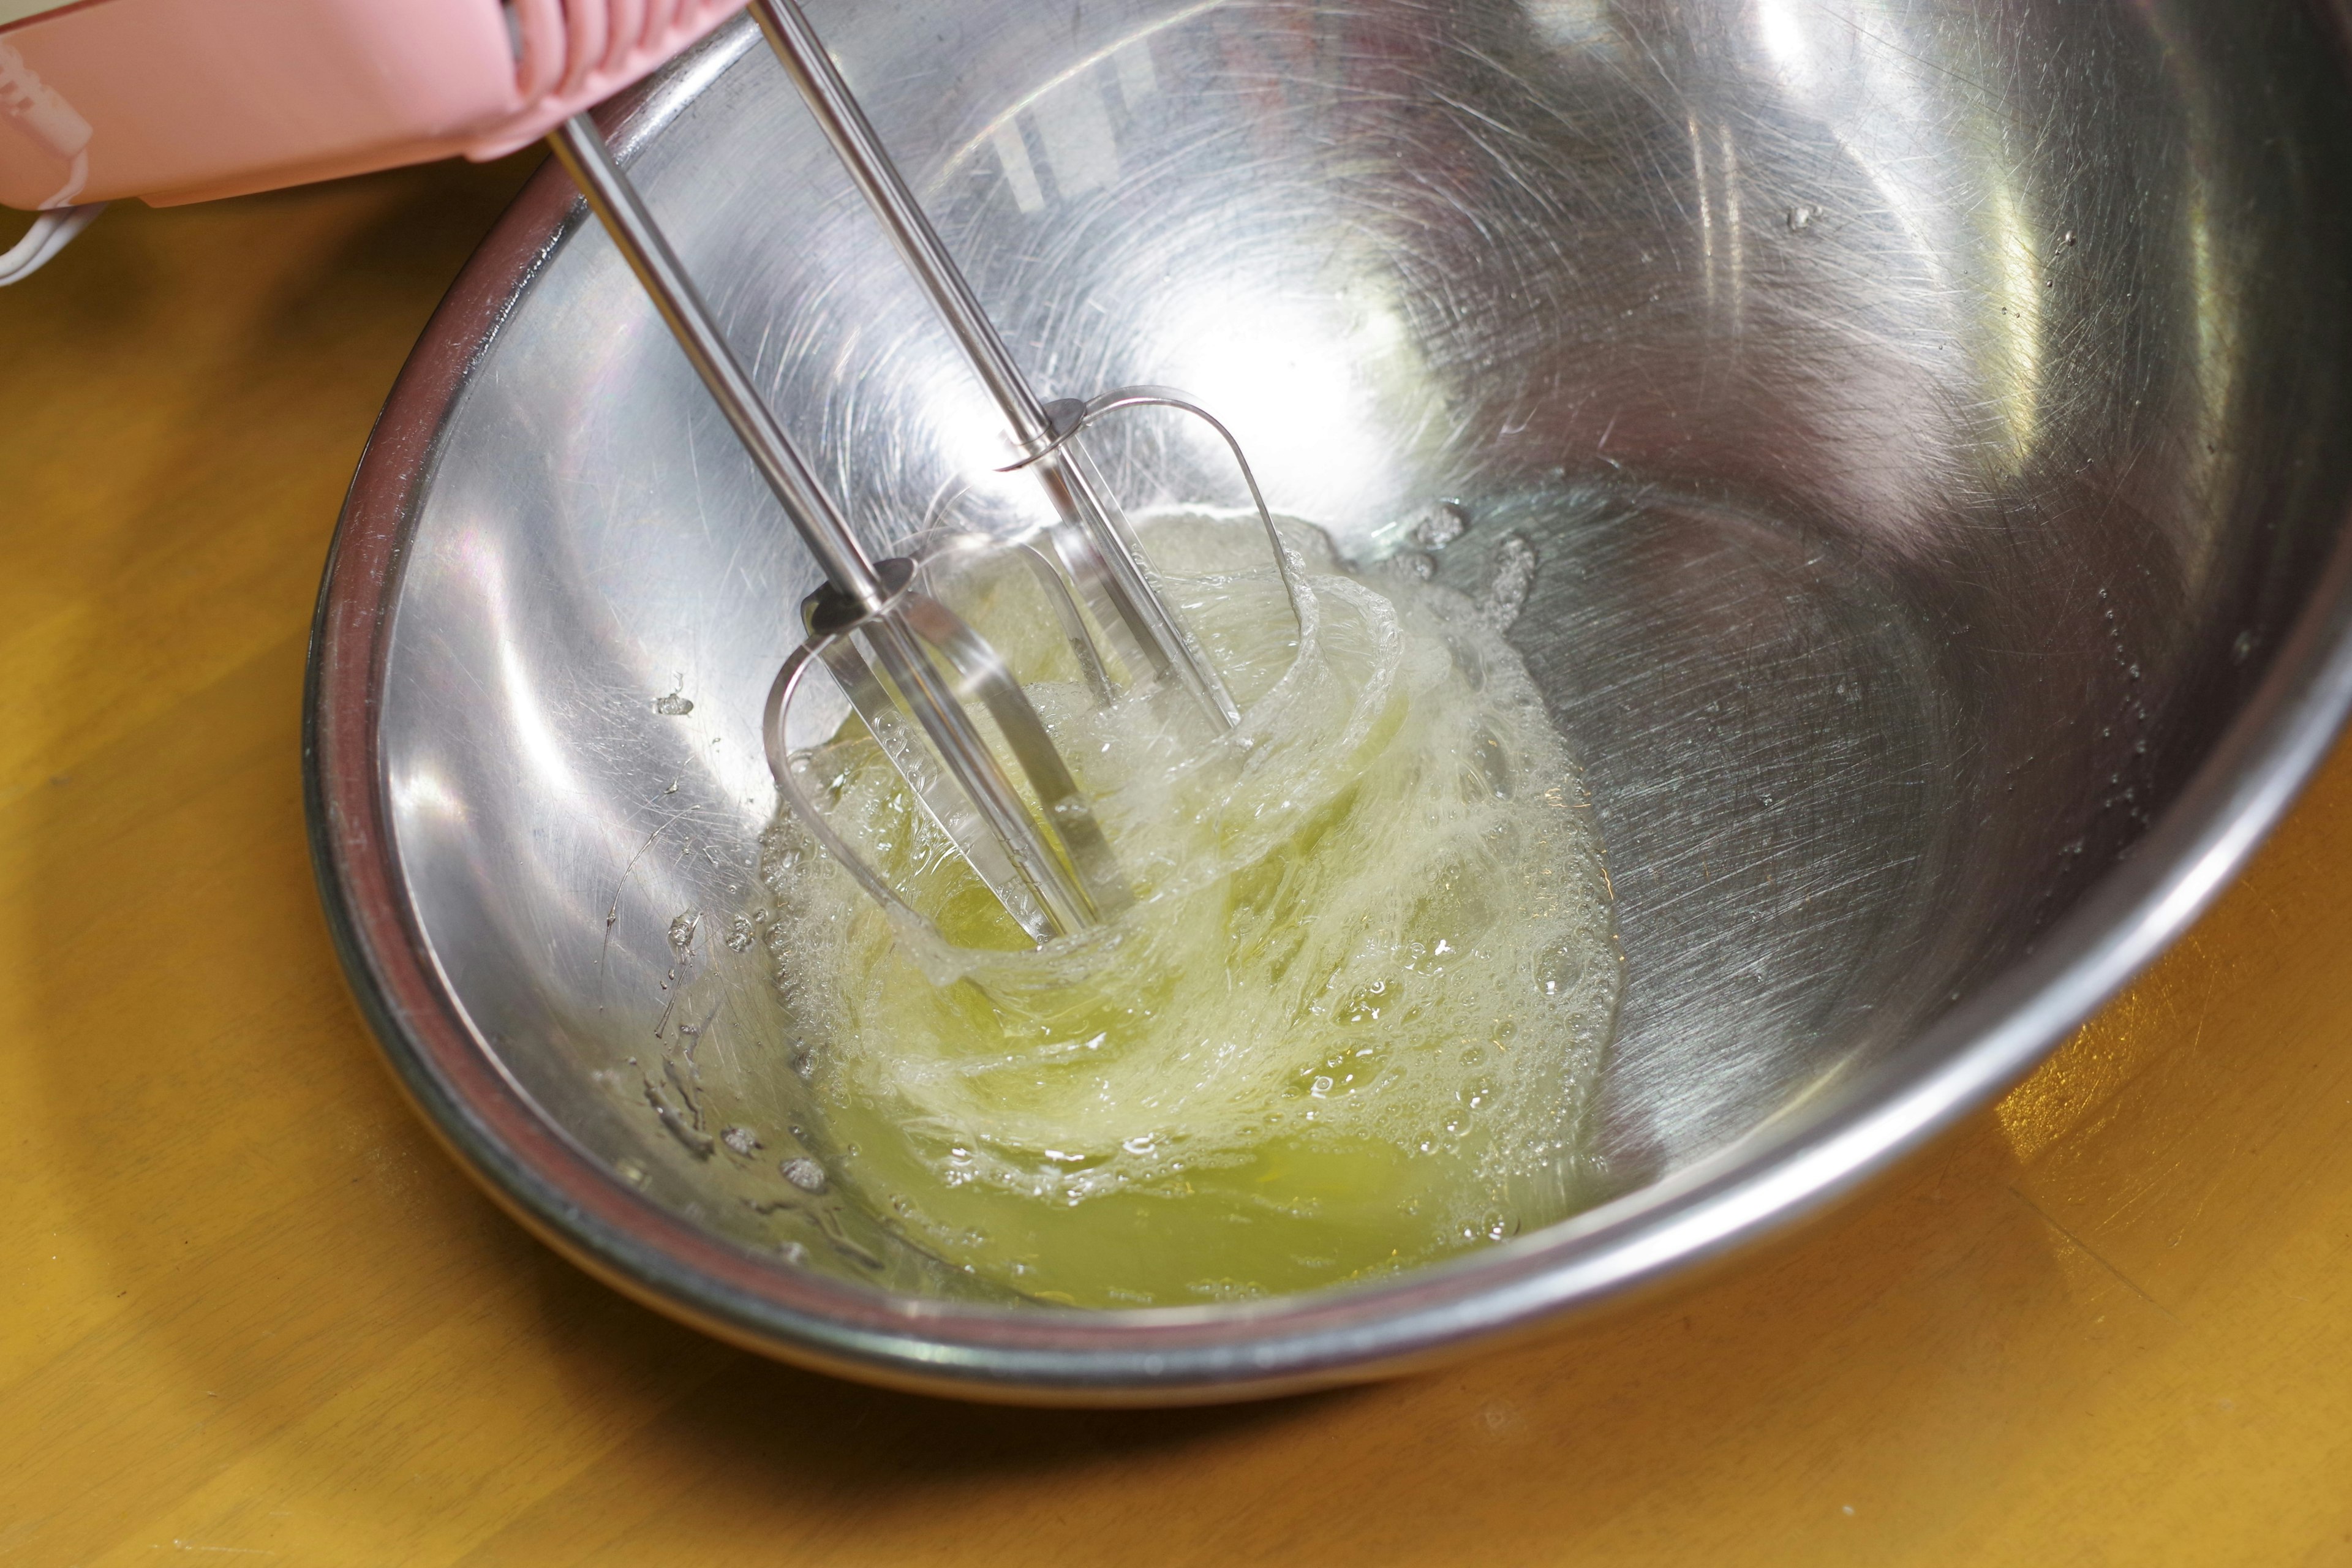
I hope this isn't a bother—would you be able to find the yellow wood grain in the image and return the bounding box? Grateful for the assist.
[5,162,2351,1566]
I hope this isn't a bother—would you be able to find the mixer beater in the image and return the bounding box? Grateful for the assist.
[554,0,1301,945]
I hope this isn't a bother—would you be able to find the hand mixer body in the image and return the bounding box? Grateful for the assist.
[0,0,739,210]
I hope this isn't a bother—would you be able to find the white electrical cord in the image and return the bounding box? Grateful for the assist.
[0,198,105,286]
[2,36,102,284]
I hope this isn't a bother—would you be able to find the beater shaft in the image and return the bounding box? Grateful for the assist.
[549,115,882,611]
[750,0,1243,729]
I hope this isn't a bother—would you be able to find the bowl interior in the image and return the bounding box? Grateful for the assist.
[360,0,2352,1321]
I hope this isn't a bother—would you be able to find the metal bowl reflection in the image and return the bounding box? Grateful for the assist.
[309,0,2352,1401]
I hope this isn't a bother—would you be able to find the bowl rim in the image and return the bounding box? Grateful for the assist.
[305,14,2352,1405]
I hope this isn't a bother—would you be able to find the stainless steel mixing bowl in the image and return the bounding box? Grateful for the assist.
[308,0,2352,1402]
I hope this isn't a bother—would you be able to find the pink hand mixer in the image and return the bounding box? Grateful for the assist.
[0,0,1298,945]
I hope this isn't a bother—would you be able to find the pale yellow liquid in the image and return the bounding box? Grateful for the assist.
[760,516,1619,1306]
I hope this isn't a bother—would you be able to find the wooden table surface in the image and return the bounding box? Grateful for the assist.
[6,156,2352,1567]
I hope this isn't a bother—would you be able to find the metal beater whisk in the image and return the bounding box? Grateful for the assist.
[549,0,1298,944]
